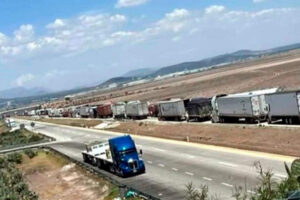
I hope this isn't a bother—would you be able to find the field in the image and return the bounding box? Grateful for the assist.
[65,49,300,106]
[109,121,300,157]
[18,151,119,200]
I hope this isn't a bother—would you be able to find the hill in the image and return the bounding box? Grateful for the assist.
[123,67,158,77]
[0,87,50,99]
[149,43,300,77]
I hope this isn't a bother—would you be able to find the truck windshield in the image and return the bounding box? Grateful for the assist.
[119,148,136,157]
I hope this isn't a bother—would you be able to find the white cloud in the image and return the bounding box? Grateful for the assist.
[46,19,65,29]
[253,0,267,3]
[14,24,34,42]
[116,0,149,8]
[1,6,300,91]
[205,5,226,14]
[15,73,35,87]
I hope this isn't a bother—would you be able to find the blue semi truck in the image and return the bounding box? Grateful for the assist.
[82,135,145,177]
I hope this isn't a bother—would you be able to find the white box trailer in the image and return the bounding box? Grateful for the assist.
[211,88,279,123]
[112,102,126,118]
[126,101,149,119]
[80,106,90,118]
[265,90,300,124]
[157,99,186,121]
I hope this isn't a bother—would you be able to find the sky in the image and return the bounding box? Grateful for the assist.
[0,0,300,91]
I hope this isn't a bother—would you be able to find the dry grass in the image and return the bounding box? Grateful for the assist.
[18,151,117,200]
[0,120,9,134]
[109,121,300,157]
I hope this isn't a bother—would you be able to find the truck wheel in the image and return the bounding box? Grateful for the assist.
[97,160,102,168]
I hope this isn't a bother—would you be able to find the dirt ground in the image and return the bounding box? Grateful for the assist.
[62,49,300,107]
[0,120,9,133]
[109,121,300,157]
[18,151,117,200]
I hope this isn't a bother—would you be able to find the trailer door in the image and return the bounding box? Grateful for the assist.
[251,96,260,116]
[297,92,300,114]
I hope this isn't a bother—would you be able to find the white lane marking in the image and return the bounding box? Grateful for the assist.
[181,153,196,159]
[218,162,238,168]
[158,164,165,167]
[172,168,178,171]
[158,193,163,196]
[221,183,233,188]
[153,148,166,152]
[203,177,212,181]
[247,190,255,194]
[185,172,194,176]
[147,161,153,164]
[275,173,287,178]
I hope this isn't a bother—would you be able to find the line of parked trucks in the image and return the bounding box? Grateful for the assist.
[32,88,300,125]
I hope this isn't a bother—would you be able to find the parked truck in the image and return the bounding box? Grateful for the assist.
[265,90,300,124]
[185,97,212,121]
[157,99,187,121]
[82,135,145,177]
[112,102,126,119]
[97,103,113,118]
[126,101,149,119]
[148,103,159,117]
[80,106,90,118]
[211,88,279,123]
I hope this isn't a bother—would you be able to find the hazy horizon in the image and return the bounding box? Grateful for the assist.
[1,0,300,91]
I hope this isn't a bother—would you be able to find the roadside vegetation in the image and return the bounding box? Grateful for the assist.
[185,160,300,200]
[0,151,38,200]
[0,128,45,148]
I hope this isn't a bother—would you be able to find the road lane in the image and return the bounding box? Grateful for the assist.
[15,119,294,200]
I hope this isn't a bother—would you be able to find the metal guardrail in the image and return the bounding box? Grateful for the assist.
[1,144,160,200]
[44,146,161,200]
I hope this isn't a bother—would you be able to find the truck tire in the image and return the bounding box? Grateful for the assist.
[97,160,102,169]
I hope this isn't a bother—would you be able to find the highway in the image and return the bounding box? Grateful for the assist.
[15,119,295,200]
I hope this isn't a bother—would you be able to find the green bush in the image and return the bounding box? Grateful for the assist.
[7,153,22,164]
[24,149,37,159]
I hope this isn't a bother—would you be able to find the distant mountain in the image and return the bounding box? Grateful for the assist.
[148,43,300,77]
[0,87,50,99]
[99,76,139,87]
[123,67,158,77]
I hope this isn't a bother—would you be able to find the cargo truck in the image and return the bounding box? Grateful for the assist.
[157,99,187,121]
[148,103,158,117]
[211,88,278,123]
[97,103,113,118]
[185,97,212,121]
[80,106,90,118]
[112,102,126,119]
[126,101,149,119]
[265,90,300,124]
[82,135,145,177]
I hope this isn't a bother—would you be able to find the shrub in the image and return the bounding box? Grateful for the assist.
[7,153,22,164]
[24,149,37,159]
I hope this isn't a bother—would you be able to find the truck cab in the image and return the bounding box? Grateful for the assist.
[82,135,145,177]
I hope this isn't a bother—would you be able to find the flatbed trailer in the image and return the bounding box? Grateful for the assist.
[82,135,145,177]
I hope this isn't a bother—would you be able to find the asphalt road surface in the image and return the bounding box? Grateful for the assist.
[14,119,295,200]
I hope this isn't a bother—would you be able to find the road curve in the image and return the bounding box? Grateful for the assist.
[15,119,294,200]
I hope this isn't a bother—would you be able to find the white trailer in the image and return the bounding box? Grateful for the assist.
[265,90,300,124]
[157,99,186,121]
[126,101,149,119]
[211,88,279,123]
[80,106,90,118]
[112,102,126,118]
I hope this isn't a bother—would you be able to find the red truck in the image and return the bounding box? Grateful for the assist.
[148,103,159,117]
[97,103,113,118]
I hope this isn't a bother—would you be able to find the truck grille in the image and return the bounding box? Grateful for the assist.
[129,160,139,171]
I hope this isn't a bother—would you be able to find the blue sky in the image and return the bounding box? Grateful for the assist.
[0,0,300,91]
